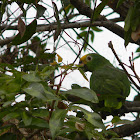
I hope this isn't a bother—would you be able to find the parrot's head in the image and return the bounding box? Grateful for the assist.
[79,53,111,72]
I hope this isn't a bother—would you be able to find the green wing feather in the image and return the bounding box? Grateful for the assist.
[90,65,130,98]
[90,65,130,108]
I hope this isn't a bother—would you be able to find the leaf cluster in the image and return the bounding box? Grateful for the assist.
[0,63,109,139]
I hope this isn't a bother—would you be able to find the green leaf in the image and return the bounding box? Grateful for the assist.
[133,55,140,60]
[116,0,126,8]
[32,109,49,117]
[124,7,133,32]
[111,116,121,124]
[93,0,109,20]
[77,31,86,39]
[64,88,99,103]
[22,71,41,82]
[12,19,37,45]
[91,26,102,32]
[44,89,59,101]
[0,67,4,71]
[76,30,94,49]
[80,27,87,30]
[23,83,59,101]
[41,66,55,79]
[23,83,46,99]
[71,106,105,130]
[0,73,21,95]
[112,116,133,126]
[61,0,71,8]
[85,0,91,6]
[131,14,140,31]
[52,2,61,41]
[3,112,20,121]
[31,117,49,128]
[49,109,67,139]
[0,111,9,120]
[0,133,16,140]
[124,29,131,46]
[71,84,81,89]
[78,67,89,81]
[136,47,140,52]
[22,111,32,126]
[85,112,105,130]
[89,30,94,42]
[2,101,14,107]
[6,81,21,93]
[36,4,46,18]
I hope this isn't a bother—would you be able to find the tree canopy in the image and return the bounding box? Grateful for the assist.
[0,0,140,139]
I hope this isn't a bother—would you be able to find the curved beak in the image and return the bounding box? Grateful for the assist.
[79,58,88,71]
[79,55,88,64]
[79,59,85,67]
[79,60,83,64]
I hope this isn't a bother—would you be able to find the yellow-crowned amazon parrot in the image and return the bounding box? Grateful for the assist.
[79,53,130,118]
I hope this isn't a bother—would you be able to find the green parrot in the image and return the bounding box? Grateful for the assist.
[79,53,130,118]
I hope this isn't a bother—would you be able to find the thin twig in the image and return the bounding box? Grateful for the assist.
[129,55,140,83]
[73,0,98,64]
[82,0,98,50]
[108,41,140,90]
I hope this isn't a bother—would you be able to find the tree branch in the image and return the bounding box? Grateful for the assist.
[110,118,140,138]
[126,107,140,112]
[0,36,15,46]
[1,0,140,47]
[1,20,140,46]
[106,0,131,19]
[69,0,140,45]
[125,101,140,107]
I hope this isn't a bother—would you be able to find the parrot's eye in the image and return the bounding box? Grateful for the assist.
[86,55,92,62]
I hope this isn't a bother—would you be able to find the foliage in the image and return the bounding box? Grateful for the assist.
[0,0,140,139]
[124,0,140,46]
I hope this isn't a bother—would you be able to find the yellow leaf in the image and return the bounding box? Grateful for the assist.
[57,54,63,62]
[61,65,68,69]
[50,61,58,66]
[61,63,74,70]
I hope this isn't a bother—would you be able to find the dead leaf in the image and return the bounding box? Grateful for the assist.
[52,2,61,42]
[131,25,140,42]
[57,54,63,62]
[17,17,26,38]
